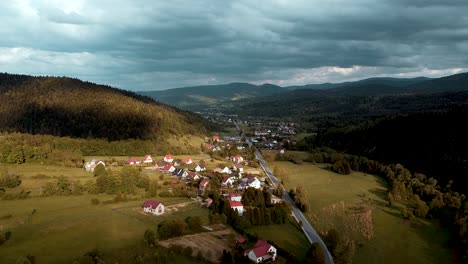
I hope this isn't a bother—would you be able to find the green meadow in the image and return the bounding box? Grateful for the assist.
[271,160,452,264]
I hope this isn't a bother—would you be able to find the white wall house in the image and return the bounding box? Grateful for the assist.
[143,200,165,216]
[244,240,277,263]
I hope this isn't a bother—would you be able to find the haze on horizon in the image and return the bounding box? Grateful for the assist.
[0,0,467,91]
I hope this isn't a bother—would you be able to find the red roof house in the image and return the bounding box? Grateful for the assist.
[163,154,174,163]
[143,200,165,216]
[143,154,153,164]
[244,240,277,263]
[229,200,244,216]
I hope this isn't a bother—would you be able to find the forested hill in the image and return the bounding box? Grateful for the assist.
[0,73,211,141]
[316,105,468,193]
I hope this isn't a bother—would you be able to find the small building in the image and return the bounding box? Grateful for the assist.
[222,176,236,188]
[205,198,213,207]
[271,195,283,204]
[235,236,247,245]
[173,159,182,166]
[229,193,242,202]
[232,155,244,164]
[143,200,165,216]
[127,158,142,165]
[186,172,200,181]
[143,155,153,164]
[195,163,206,172]
[85,160,105,172]
[182,157,193,165]
[156,161,167,168]
[199,178,210,193]
[244,240,277,263]
[162,164,176,173]
[233,163,244,173]
[164,154,174,163]
[213,135,220,142]
[221,166,232,174]
[247,176,261,189]
[229,200,244,216]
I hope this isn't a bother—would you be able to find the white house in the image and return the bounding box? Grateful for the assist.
[143,155,153,164]
[229,200,244,216]
[162,164,176,173]
[231,155,244,164]
[221,166,232,174]
[85,160,105,172]
[233,164,244,173]
[195,163,206,172]
[222,176,236,187]
[244,240,277,263]
[143,200,165,216]
[163,154,174,163]
[271,195,284,204]
[229,193,242,202]
[247,177,261,189]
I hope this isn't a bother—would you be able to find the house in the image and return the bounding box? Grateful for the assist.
[235,236,247,245]
[231,155,244,164]
[244,240,277,263]
[143,200,165,216]
[199,178,210,193]
[222,176,236,187]
[232,163,244,173]
[229,200,244,216]
[213,135,220,142]
[162,164,176,173]
[143,155,153,164]
[271,195,283,204]
[163,154,174,163]
[212,146,222,152]
[254,130,270,136]
[85,160,105,172]
[173,159,182,166]
[195,163,206,172]
[127,158,142,165]
[182,157,193,165]
[205,198,213,207]
[247,176,261,189]
[172,168,185,177]
[187,172,200,181]
[156,161,167,169]
[229,193,242,202]
[221,166,232,174]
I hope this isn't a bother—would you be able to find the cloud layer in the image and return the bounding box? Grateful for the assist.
[1,0,467,90]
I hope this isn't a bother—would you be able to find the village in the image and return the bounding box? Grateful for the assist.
[83,133,286,263]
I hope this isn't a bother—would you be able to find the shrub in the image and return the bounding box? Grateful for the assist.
[91,198,100,205]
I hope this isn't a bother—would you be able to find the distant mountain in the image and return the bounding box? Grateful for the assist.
[139,82,285,109]
[284,77,431,90]
[224,72,468,129]
[0,73,210,141]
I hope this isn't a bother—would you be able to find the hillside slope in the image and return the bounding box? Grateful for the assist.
[139,82,285,109]
[0,73,210,141]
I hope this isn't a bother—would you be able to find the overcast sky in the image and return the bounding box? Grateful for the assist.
[1,0,467,91]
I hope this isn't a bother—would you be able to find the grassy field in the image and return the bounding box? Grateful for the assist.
[270,160,452,264]
[0,194,209,263]
[247,221,310,262]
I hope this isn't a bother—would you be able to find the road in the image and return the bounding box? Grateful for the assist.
[235,121,334,264]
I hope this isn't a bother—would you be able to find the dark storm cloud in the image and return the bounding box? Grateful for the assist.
[0,0,467,90]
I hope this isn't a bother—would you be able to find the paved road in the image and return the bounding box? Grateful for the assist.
[235,121,334,264]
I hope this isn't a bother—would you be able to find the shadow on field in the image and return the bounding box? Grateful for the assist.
[410,218,453,263]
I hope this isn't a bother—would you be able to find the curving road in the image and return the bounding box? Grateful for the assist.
[235,121,334,264]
